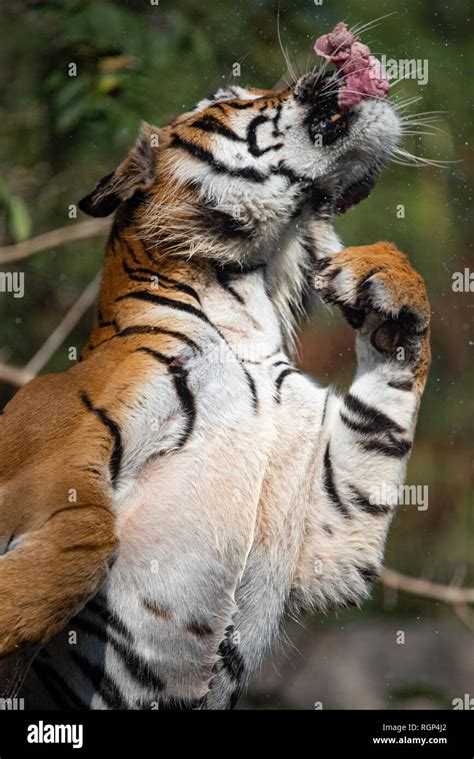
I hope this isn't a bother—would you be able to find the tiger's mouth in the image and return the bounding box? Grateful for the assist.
[308,96,395,216]
[297,68,397,216]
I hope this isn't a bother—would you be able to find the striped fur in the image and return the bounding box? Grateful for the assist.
[0,73,430,709]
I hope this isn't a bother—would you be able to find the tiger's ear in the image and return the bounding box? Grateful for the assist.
[78,122,159,217]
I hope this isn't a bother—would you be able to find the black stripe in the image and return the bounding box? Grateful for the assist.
[340,411,378,437]
[67,613,109,644]
[87,324,200,355]
[80,392,123,484]
[320,390,330,429]
[216,637,245,683]
[122,258,155,283]
[81,464,102,477]
[170,365,196,445]
[357,565,380,586]
[158,274,201,305]
[273,103,283,130]
[101,298,257,429]
[122,238,141,265]
[70,650,129,709]
[271,162,305,184]
[192,114,243,142]
[209,102,227,114]
[240,349,281,365]
[356,267,382,301]
[340,303,367,329]
[137,347,196,446]
[116,290,212,327]
[349,486,392,516]
[118,325,200,351]
[341,410,410,459]
[344,393,405,435]
[136,346,173,366]
[328,266,342,282]
[97,310,119,331]
[109,635,165,693]
[203,206,255,241]
[213,264,245,303]
[247,114,283,157]
[220,100,259,110]
[323,444,351,519]
[361,437,412,458]
[123,252,202,304]
[275,367,298,403]
[136,240,158,265]
[341,403,411,459]
[186,619,214,637]
[32,657,88,710]
[388,379,414,391]
[242,367,258,411]
[170,134,266,182]
[86,597,134,642]
[116,292,235,366]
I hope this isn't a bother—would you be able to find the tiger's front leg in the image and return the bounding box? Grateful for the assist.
[293,241,431,610]
[0,374,120,694]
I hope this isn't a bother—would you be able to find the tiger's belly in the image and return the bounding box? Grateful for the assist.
[21,348,320,710]
[21,355,277,709]
[102,430,274,706]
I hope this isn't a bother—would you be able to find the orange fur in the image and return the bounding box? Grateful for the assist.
[0,219,211,656]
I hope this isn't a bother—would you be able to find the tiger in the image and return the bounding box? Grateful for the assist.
[0,69,430,709]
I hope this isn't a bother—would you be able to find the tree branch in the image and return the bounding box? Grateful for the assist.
[380,566,474,605]
[0,219,110,264]
[0,274,100,388]
[24,274,100,376]
[0,363,34,387]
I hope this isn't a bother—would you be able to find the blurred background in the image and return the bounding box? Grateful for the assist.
[0,0,472,709]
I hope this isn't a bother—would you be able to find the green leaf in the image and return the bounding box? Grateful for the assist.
[7,196,32,243]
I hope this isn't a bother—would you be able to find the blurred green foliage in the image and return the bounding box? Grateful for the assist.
[0,0,472,638]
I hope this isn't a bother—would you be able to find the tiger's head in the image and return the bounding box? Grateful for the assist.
[79,71,400,332]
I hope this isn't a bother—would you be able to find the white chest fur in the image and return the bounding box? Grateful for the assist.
[94,268,328,703]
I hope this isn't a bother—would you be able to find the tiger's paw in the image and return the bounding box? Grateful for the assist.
[313,241,430,363]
